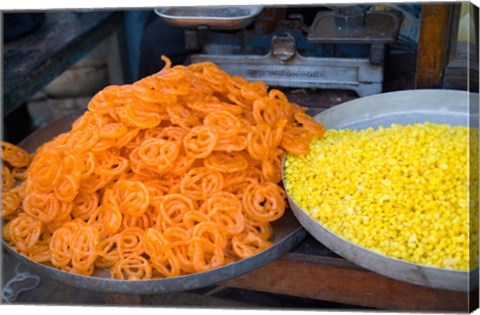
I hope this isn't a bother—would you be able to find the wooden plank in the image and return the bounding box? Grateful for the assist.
[3,11,122,116]
[224,257,473,311]
[415,3,453,88]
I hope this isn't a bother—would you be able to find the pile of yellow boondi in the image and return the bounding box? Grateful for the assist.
[284,122,478,270]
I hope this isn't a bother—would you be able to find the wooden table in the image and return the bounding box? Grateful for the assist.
[3,10,122,117]
[225,236,478,311]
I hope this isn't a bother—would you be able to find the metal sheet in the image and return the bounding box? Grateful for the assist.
[284,89,479,292]
[2,109,306,294]
[191,52,383,97]
[307,10,403,44]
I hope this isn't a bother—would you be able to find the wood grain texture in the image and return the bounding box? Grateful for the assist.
[415,3,453,88]
[224,257,474,311]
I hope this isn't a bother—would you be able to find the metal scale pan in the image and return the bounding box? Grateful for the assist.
[284,89,479,292]
[154,6,263,30]
[2,109,307,294]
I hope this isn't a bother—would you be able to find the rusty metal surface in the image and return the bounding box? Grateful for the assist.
[284,89,479,292]
[2,109,307,294]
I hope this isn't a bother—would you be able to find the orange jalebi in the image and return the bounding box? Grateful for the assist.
[2,190,21,218]
[2,165,15,192]
[1,55,325,279]
[179,167,224,201]
[183,126,218,159]
[1,141,31,168]
[112,253,153,280]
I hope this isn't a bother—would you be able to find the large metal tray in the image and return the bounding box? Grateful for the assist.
[154,6,263,30]
[2,110,306,294]
[285,89,479,292]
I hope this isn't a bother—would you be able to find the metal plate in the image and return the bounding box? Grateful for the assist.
[307,10,403,44]
[2,109,306,294]
[154,6,263,30]
[284,89,479,292]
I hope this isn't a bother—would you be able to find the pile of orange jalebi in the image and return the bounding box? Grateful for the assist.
[2,56,325,280]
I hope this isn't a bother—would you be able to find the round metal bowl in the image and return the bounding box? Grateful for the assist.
[2,110,307,294]
[284,89,479,292]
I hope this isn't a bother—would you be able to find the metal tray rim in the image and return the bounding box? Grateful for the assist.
[294,199,470,274]
[2,108,306,294]
[282,89,479,292]
[154,6,263,22]
[2,224,306,294]
[286,196,477,292]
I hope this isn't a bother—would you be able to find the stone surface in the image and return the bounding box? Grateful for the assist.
[43,65,109,98]
[43,39,110,98]
[48,96,90,121]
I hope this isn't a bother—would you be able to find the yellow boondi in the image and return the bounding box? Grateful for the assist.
[284,122,478,271]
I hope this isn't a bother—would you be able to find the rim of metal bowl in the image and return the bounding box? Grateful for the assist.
[3,217,306,294]
[2,109,307,294]
[282,89,479,292]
